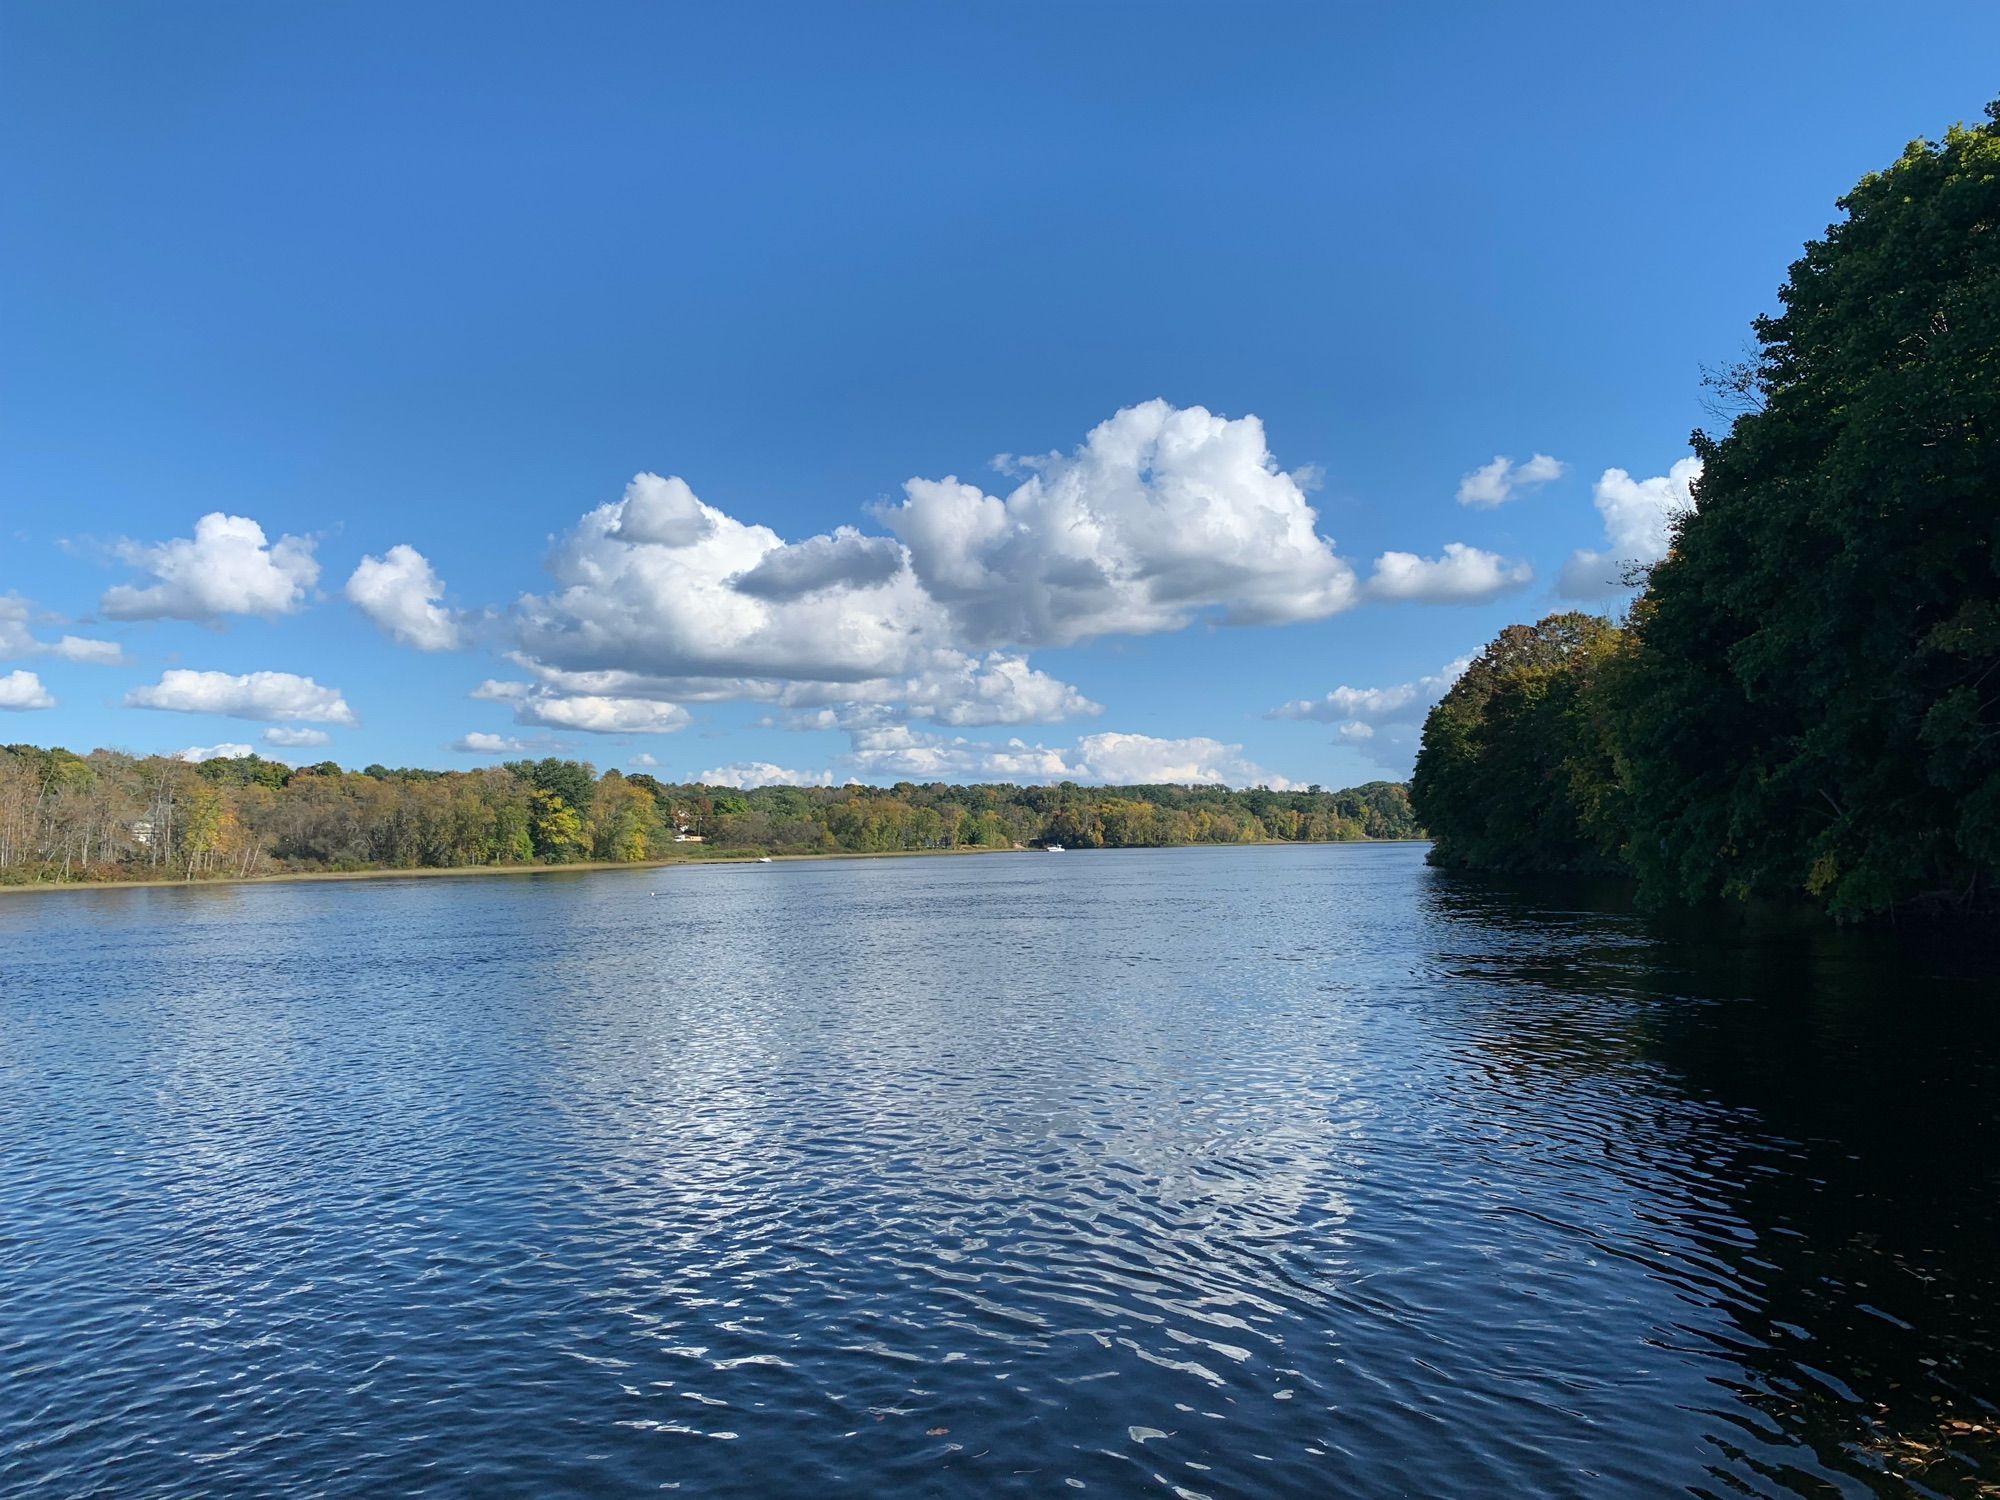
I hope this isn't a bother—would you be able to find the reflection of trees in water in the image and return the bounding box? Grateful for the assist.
[1422,871,2000,1495]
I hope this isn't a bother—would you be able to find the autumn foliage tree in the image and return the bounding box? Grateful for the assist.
[1411,614,1626,875]
[0,743,1419,885]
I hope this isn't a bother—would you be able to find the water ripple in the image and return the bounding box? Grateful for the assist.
[2,847,1997,1497]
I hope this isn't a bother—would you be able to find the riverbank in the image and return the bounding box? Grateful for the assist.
[0,837,1429,897]
[0,843,1025,895]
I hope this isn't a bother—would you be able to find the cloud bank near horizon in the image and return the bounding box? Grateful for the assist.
[8,403,1701,783]
[1267,657,1473,776]
[485,401,1532,752]
[692,727,1295,790]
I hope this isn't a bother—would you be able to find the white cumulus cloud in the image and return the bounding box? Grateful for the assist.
[1456,453,1565,507]
[125,669,358,724]
[508,476,1102,734]
[502,402,1551,739]
[47,636,127,664]
[101,513,318,621]
[695,762,838,789]
[0,670,55,711]
[839,725,1290,788]
[1366,544,1532,604]
[909,655,1100,727]
[1559,457,1702,599]
[264,727,331,748]
[1072,731,1293,788]
[454,731,533,754]
[171,742,255,763]
[773,653,1101,731]
[878,400,1358,647]
[843,726,1081,783]
[510,692,693,735]
[345,545,462,650]
[516,481,947,685]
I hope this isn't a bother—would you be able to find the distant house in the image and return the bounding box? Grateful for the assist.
[673,832,704,843]
[130,819,156,848]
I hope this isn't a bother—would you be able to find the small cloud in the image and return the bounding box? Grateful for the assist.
[0,594,124,664]
[0,669,55,711]
[125,669,358,725]
[264,727,331,748]
[172,742,255,763]
[101,512,318,621]
[0,596,34,657]
[1366,544,1532,604]
[511,692,692,735]
[1071,731,1294,789]
[47,635,126,665]
[453,731,531,754]
[345,544,463,650]
[1456,453,1565,507]
[835,726,1291,788]
[695,761,837,788]
[1558,457,1703,600]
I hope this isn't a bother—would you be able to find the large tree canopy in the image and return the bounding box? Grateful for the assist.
[1415,104,2000,920]
[1624,103,2000,917]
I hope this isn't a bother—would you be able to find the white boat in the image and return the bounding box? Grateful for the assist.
[1045,843,1065,852]
[756,856,773,863]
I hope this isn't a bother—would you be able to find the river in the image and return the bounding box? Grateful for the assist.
[2,844,1995,1496]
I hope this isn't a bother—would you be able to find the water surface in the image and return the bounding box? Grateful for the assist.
[3,845,1996,1497]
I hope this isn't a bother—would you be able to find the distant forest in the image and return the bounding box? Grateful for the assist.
[0,744,1420,884]
[1412,105,2000,921]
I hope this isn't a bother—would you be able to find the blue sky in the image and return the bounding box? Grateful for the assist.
[4,3,1997,788]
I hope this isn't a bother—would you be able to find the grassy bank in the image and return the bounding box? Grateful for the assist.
[0,837,1428,897]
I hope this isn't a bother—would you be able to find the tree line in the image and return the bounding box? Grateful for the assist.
[0,744,1419,884]
[1412,105,2000,921]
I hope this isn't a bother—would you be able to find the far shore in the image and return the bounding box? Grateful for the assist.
[0,837,1430,897]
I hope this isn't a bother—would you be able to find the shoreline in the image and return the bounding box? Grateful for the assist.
[0,837,1431,897]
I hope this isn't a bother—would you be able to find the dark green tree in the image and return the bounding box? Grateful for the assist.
[195,753,291,790]
[1615,104,2000,917]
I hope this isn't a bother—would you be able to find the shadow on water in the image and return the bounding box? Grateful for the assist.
[1422,869,2000,1497]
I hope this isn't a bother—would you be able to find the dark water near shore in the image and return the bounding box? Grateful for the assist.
[2,844,1997,1498]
